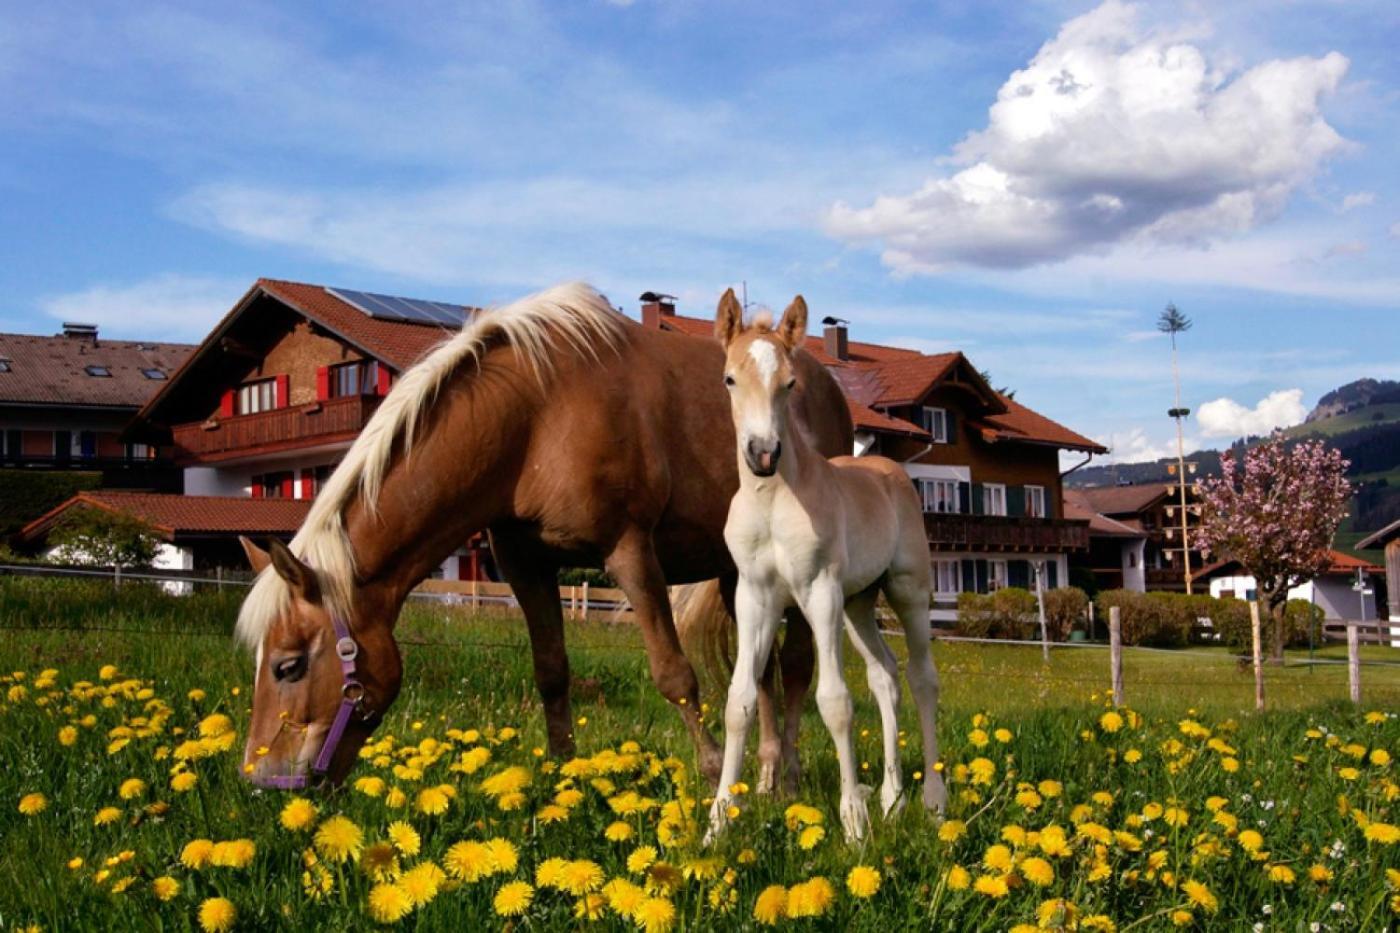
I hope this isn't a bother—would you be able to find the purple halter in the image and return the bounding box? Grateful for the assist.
[256,614,370,791]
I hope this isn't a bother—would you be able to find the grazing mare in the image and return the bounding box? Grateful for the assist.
[234,283,852,790]
[706,296,946,842]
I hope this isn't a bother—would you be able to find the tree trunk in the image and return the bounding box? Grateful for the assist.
[1262,582,1287,665]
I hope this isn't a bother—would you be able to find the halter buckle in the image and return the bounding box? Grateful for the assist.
[335,636,359,662]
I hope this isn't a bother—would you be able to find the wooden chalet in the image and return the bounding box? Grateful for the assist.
[1062,482,1207,592]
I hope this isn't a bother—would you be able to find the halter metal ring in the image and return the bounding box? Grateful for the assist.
[342,681,366,703]
[335,636,359,662]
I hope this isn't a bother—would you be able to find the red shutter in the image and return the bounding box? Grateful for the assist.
[299,473,314,499]
[220,389,235,418]
[376,363,391,396]
[275,374,290,409]
[315,366,330,401]
[250,477,264,499]
[281,474,294,498]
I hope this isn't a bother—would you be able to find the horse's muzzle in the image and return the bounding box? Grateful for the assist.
[745,439,781,477]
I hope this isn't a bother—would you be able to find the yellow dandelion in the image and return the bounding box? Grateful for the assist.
[1181,879,1218,914]
[537,857,569,889]
[1309,864,1334,883]
[1170,909,1193,926]
[399,861,444,907]
[493,880,533,917]
[946,865,971,890]
[1267,864,1296,884]
[604,820,634,842]
[973,874,1010,898]
[387,821,421,857]
[18,793,48,816]
[635,896,676,932]
[1099,711,1124,733]
[983,844,1014,872]
[1021,856,1054,886]
[58,726,78,746]
[1364,822,1399,844]
[314,815,365,864]
[181,839,214,869]
[415,786,450,816]
[93,806,122,826]
[753,885,788,925]
[846,865,881,898]
[798,825,826,850]
[938,819,967,843]
[279,797,318,832]
[361,842,400,882]
[197,896,236,933]
[559,860,605,896]
[354,776,386,798]
[485,838,518,874]
[443,841,492,883]
[367,882,413,924]
[627,846,658,874]
[171,771,198,793]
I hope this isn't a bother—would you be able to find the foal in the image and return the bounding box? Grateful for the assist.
[707,296,947,841]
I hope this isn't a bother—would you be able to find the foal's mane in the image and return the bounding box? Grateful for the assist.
[235,282,626,648]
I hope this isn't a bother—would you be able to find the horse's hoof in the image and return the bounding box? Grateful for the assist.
[839,795,871,842]
[923,775,948,814]
[756,763,778,795]
[880,782,906,817]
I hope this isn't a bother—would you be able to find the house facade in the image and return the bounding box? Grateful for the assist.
[1194,549,1384,624]
[1062,483,1206,592]
[639,294,1103,623]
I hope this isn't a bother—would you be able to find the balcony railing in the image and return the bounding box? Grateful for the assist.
[923,513,1090,553]
[171,395,382,463]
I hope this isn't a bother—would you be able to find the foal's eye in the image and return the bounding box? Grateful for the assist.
[273,655,307,683]
[785,378,797,391]
[724,375,735,387]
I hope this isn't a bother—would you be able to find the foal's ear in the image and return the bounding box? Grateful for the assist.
[715,288,744,347]
[268,539,321,604]
[776,296,808,353]
[240,535,270,574]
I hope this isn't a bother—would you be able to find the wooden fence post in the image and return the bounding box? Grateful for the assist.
[1249,601,1265,711]
[470,579,480,612]
[113,565,121,589]
[1108,606,1123,707]
[1088,601,1096,642]
[1035,561,1049,663]
[1347,621,1361,704]
[580,581,590,623]
[569,585,578,620]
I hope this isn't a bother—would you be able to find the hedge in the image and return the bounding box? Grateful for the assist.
[0,470,102,536]
[1093,590,1324,651]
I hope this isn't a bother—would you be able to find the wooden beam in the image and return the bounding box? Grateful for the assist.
[1387,540,1400,621]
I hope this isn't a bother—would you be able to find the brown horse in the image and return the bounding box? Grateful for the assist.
[235,283,852,790]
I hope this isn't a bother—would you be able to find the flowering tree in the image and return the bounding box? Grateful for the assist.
[1196,434,1350,661]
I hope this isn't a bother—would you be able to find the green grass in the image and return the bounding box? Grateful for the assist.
[1283,402,1400,439]
[1,579,1398,931]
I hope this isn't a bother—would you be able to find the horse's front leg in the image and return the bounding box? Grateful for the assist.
[707,575,782,843]
[801,576,869,841]
[605,527,723,784]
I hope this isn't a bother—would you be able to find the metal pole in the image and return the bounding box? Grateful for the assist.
[1168,325,1193,596]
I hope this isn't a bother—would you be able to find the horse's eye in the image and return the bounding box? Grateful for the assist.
[785,378,797,391]
[724,375,735,387]
[273,655,307,683]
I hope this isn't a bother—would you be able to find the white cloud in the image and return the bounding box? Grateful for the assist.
[1196,388,1307,438]
[825,0,1350,274]
[1096,426,1197,464]
[1339,191,1374,212]
[40,274,244,342]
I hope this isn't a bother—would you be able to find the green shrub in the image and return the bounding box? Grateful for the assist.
[1094,589,1203,647]
[0,470,101,535]
[956,587,1037,639]
[1200,596,1322,654]
[1042,587,1089,642]
[47,508,159,568]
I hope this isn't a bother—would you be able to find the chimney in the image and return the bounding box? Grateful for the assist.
[822,316,849,361]
[62,322,99,345]
[639,291,676,329]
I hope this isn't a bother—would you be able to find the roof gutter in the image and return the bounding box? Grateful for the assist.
[1060,450,1095,479]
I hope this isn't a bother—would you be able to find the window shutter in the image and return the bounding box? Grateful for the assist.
[958,481,972,514]
[1045,489,1055,519]
[281,474,294,498]
[315,366,330,401]
[375,362,391,396]
[1048,561,1059,588]
[299,473,314,500]
[944,410,956,443]
[960,559,976,591]
[975,559,989,594]
[1007,486,1025,517]
[275,374,290,408]
[250,477,264,499]
[220,389,235,418]
[971,483,985,516]
[1008,560,1029,589]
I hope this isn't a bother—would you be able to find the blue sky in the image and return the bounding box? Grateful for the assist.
[3,0,1398,462]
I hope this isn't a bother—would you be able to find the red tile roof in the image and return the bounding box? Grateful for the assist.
[846,398,928,438]
[980,395,1105,453]
[657,313,921,365]
[1063,490,1148,538]
[19,491,310,543]
[1070,483,1172,516]
[0,332,193,409]
[1194,549,1383,582]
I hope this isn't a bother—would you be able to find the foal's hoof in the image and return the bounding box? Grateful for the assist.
[757,760,779,796]
[839,792,871,842]
[880,782,906,817]
[704,797,735,846]
[923,774,948,814]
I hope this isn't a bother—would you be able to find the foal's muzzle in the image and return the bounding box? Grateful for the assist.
[745,439,782,477]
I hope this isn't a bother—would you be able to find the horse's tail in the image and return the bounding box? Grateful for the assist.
[672,579,732,689]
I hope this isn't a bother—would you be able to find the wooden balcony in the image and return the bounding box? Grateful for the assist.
[171,395,382,464]
[923,513,1090,553]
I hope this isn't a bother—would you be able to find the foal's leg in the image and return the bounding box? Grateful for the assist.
[721,576,783,796]
[802,577,869,841]
[777,608,814,795]
[490,535,574,758]
[843,588,905,817]
[885,570,946,814]
[706,576,782,842]
[605,527,723,784]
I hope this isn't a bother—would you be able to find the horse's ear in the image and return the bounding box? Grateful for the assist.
[268,539,321,604]
[240,536,270,574]
[776,296,808,353]
[715,288,744,347]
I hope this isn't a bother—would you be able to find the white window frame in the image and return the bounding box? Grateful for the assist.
[920,478,960,514]
[1025,484,1046,518]
[921,406,948,443]
[237,379,276,416]
[983,483,1007,516]
[987,559,1009,592]
[932,559,961,600]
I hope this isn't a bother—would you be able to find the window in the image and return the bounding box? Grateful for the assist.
[142,368,166,380]
[253,471,294,499]
[987,559,1009,592]
[932,560,961,599]
[85,365,111,377]
[921,406,948,443]
[1025,485,1046,518]
[983,483,1007,516]
[329,361,378,398]
[126,443,152,461]
[0,358,10,373]
[919,478,960,514]
[238,379,276,415]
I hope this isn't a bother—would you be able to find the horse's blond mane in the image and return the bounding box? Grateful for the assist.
[235,282,626,648]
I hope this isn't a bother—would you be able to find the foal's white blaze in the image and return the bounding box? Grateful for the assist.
[747,339,779,386]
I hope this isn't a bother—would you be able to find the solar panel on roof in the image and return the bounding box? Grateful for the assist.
[325,287,470,328]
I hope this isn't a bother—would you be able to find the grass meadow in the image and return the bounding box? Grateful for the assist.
[1,577,1397,931]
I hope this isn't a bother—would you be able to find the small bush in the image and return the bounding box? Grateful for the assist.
[47,508,159,568]
[1094,590,1203,647]
[1202,596,1322,654]
[956,587,1037,639]
[1041,587,1089,642]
